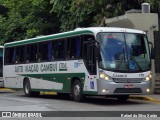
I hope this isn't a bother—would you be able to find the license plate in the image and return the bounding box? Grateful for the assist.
[124,84,133,88]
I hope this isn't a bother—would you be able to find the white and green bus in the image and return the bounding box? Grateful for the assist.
[0,46,4,87]
[3,27,153,101]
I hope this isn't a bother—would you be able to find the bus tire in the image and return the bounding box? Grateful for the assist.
[23,79,39,97]
[117,95,129,102]
[71,80,84,102]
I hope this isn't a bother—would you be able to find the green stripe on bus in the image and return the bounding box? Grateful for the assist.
[21,73,85,93]
[8,88,23,91]
[32,89,75,94]
[5,30,93,47]
[32,89,98,95]
[59,69,67,71]
[83,91,98,95]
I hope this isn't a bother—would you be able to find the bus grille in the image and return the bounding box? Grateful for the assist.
[113,78,143,83]
[114,88,142,93]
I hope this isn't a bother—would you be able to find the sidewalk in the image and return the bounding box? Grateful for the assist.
[130,94,160,103]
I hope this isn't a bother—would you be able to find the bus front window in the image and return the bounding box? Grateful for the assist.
[98,33,151,72]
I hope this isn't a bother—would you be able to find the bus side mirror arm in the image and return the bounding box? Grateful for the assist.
[148,42,155,59]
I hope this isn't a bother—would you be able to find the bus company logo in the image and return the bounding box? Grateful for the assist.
[113,74,127,78]
[74,62,78,68]
[59,63,67,71]
[2,112,11,117]
[74,62,82,68]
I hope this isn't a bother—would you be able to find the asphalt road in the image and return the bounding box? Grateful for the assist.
[0,90,159,120]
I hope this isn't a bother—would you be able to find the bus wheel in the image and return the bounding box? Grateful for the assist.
[23,79,39,97]
[72,80,84,102]
[117,95,129,102]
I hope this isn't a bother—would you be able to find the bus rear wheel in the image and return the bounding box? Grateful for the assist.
[23,79,39,97]
[71,80,84,102]
[117,95,129,102]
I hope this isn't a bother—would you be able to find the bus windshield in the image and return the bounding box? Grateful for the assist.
[98,32,151,72]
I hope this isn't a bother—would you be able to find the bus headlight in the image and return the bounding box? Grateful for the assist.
[100,73,105,79]
[100,72,112,81]
[149,74,152,79]
[105,76,109,80]
[144,74,152,81]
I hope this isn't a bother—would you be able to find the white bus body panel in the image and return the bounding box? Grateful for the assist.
[4,60,98,93]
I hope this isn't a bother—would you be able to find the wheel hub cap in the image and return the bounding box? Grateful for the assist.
[74,85,80,97]
[25,83,29,94]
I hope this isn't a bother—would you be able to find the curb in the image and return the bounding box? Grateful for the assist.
[129,95,160,103]
[0,88,15,91]
[0,88,57,95]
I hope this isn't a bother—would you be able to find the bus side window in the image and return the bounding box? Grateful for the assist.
[48,42,51,61]
[26,45,29,62]
[57,40,65,60]
[5,48,14,64]
[41,42,48,61]
[31,44,37,62]
[6,46,25,64]
[70,37,76,59]
[12,48,16,63]
[52,39,65,60]
[66,38,71,59]
[52,41,57,60]
[26,54,29,63]
[26,44,37,62]
[38,43,42,62]
[15,55,19,64]
[19,46,25,63]
[66,36,82,60]
[75,36,81,58]
[16,46,24,64]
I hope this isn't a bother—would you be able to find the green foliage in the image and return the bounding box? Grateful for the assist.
[50,0,108,31]
[0,0,159,44]
[146,0,160,13]
[0,0,60,44]
[50,0,146,32]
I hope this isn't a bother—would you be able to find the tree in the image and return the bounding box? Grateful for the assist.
[0,0,159,44]
[50,0,145,32]
[146,0,160,13]
[50,0,108,31]
[0,0,60,44]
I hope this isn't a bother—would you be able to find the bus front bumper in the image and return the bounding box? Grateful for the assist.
[97,79,151,95]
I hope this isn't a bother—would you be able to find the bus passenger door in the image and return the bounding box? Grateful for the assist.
[83,35,96,75]
[83,35,97,91]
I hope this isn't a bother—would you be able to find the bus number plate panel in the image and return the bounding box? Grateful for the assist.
[124,84,133,88]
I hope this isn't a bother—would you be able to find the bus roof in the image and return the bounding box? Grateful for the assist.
[4,27,145,47]
[75,27,145,35]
